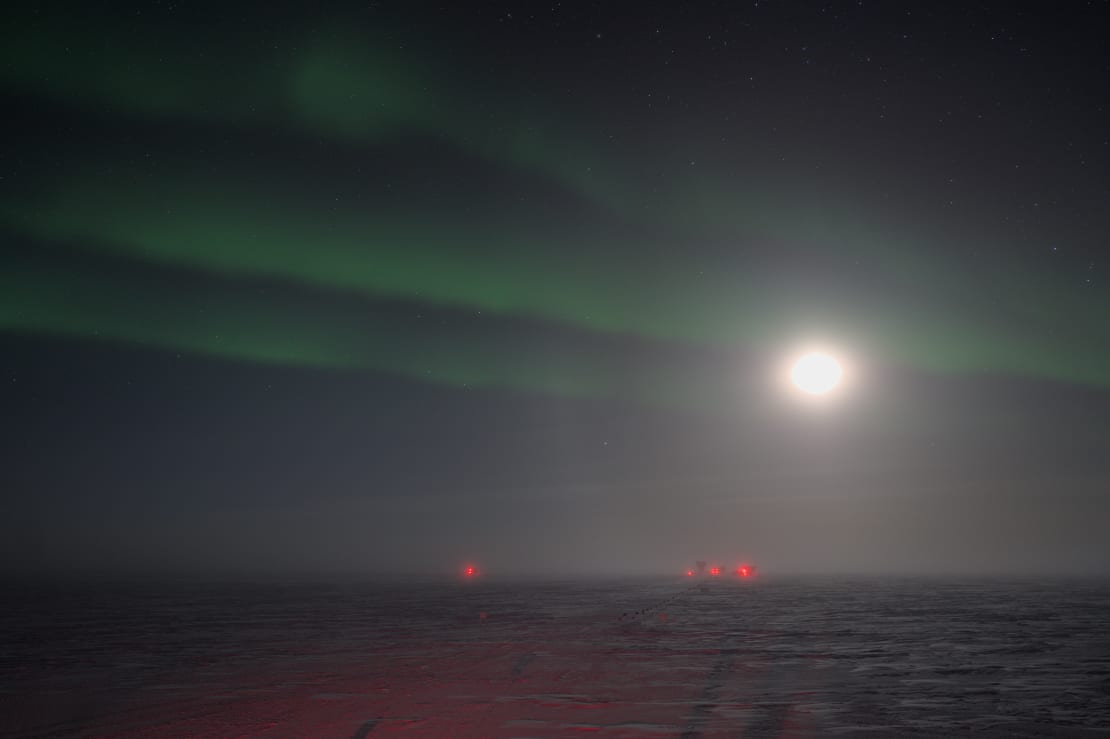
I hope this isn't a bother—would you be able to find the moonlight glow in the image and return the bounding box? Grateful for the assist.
[791,352,843,395]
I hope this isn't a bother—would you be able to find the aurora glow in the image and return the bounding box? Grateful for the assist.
[1,5,1107,404]
[1,152,1106,399]
[2,0,1108,584]
[0,6,1106,400]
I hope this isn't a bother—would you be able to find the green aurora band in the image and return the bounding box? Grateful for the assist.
[0,10,633,214]
[2,7,1107,402]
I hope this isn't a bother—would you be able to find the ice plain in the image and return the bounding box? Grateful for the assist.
[1,576,1107,737]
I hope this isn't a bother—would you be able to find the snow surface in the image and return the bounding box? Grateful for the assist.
[1,577,1107,736]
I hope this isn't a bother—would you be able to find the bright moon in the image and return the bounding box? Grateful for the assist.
[791,353,843,395]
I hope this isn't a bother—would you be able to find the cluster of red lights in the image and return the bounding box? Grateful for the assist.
[685,564,755,578]
[462,563,749,580]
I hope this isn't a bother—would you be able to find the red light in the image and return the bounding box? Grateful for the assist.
[739,566,749,577]
[685,569,694,577]
[710,566,720,576]
[463,566,477,577]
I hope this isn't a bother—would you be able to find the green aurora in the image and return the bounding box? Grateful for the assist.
[2,6,1108,404]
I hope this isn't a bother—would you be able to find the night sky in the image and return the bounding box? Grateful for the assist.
[2,1,1107,577]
